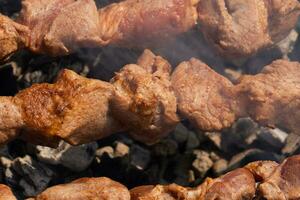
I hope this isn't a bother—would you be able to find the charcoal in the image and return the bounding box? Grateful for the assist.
[0,146,9,158]
[277,29,298,59]
[227,149,282,172]
[36,141,98,172]
[114,142,129,158]
[168,153,194,186]
[186,131,200,150]
[0,62,18,96]
[153,139,178,157]
[10,155,55,197]
[212,158,228,176]
[205,132,222,149]
[192,150,213,179]
[0,157,19,186]
[129,145,151,170]
[282,133,300,156]
[213,118,259,154]
[255,128,288,152]
[95,146,114,159]
[171,123,189,144]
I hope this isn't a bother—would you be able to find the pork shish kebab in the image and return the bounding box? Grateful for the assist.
[0,0,198,60]
[0,0,300,61]
[3,154,300,200]
[0,49,179,147]
[0,49,300,147]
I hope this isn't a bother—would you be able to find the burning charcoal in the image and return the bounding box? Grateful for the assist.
[153,139,178,157]
[0,184,17,200]
[95,146,114,159]
[217,118,259,154]
[114,142,129,158]
[0,146,9,157]
[205,132,222,149]
[192,150,213,179]
[10,155,55,197]
[0,157,18,186]
[277,29,298,59]
[282,133,300,156]
[0,62,18,96]
[171,153,195,186]
[230,118,259,146]
[227,149,282,172]
[209,152,221,162]
[36,141,98,172]
[129,145,151,170]
[212,158,228,176]
[256,128,288,152]
[186,131,200,150]
[171,123,189,144]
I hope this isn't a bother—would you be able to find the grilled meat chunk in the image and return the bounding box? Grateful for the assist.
[258,155,300,200]
[0,184,17,200]
[111,50,179,144]
[0,14,29,61]
[172,59,300,135]
[197,0,300,58]
[171,58,238,131]
[34,177,130,200]
[17,0,197,56]
[19,0,103,55]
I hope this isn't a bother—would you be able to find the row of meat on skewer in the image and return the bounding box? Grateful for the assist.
[1,0,300,60]
[0,49,300,148]
[0,154,299,200]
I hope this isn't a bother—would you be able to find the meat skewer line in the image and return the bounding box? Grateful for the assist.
[1,154,300,200]
[0,0,300,61]
[0,49,299,147]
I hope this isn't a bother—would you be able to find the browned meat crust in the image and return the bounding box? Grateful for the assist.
[236,60,300,136]
[1,0,299,60]
[1,50,300,147]
[34,177,130,200]
[15,0,197,56]
[131,168,256,200]
[2,155,300,199]
[99,0,198,48]
[245,160,279,181]
[18,0,104,55]
[197,0,300,58]
[0,14,29,61]
[16,69,122,146]
[111,50,179,144]
[0,184,17,200]
[0,50,178,146]
[171,58,238,131]
[172,59,300,135]
[258,155,300,200]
